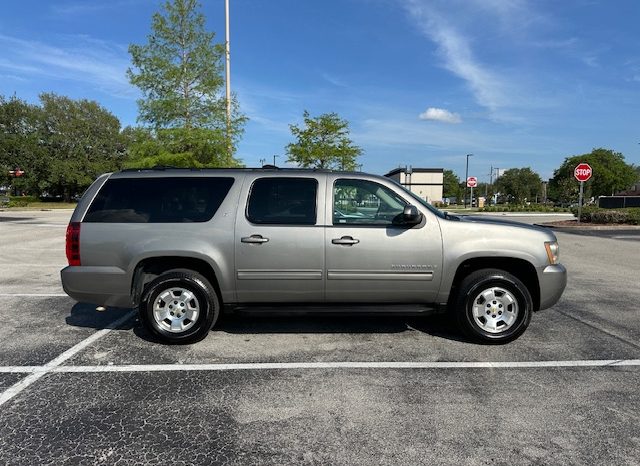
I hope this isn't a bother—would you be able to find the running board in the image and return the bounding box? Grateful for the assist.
[226,303,444,316]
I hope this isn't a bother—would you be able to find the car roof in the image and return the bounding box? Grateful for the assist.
[110,166,377,178]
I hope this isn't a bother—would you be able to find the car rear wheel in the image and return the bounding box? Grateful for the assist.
[139,271,219,344]
[454,268,533,344]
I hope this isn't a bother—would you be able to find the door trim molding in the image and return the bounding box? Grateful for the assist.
[237,269,323,280]
[327,270,433,281]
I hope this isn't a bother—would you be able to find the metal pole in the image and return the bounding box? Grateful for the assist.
[464,154,473,208]
[484,165,493,199]
[225,0,231,158]
[273,155,278,166]
[578,181,584,224]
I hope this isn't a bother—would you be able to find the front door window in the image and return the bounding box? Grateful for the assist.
[333,179,407,226]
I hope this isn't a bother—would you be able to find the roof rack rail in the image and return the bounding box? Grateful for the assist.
[117,166,363,174]
[120,165,201,172]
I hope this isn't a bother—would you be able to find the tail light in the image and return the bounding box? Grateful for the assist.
[66,222,81,266]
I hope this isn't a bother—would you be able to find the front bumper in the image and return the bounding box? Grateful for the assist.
[537,263,567,310]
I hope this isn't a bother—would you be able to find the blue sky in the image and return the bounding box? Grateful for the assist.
[1,0,639,181]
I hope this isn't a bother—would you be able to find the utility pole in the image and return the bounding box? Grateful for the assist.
[273,155,279,166]
[259,158,266,167]
[464,154,473,208]
[225,0,231,159]
[486,164,493,198]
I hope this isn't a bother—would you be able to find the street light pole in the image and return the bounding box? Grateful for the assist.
[225,0,231,159]
[464,153,473,208]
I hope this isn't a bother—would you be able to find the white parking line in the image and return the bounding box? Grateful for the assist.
[0,248,64,250]
[0,293,68,297]
[0,310,135,407]
[0,224,67,227]
[1,359,639,374]
[0,367,43,373]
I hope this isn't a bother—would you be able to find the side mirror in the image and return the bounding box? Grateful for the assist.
[400,204,422,225]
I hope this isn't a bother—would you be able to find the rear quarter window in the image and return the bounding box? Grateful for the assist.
[84,177,234,223]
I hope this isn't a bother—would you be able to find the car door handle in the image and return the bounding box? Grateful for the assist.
[241,235,269,244]
[332,236,360,245]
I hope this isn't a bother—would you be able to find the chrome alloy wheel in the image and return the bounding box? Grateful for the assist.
[152,287,200,333]
[471,286,519,334]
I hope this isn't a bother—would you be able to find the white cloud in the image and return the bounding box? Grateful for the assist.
[532,37,579,49]
[582,55,599,68]
[50,0,152,17]
[419,107,461,124]
[0,33,135,99]
[404,1,509,114]
[322,73,348,87]
[0,74,28,82]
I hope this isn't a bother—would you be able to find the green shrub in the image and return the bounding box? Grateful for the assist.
[572,206,640,225]
[7,196,39,207]
[479,204,569,213]
[629,209,640,224]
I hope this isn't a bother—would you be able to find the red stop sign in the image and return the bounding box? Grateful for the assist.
[574,163,592,182]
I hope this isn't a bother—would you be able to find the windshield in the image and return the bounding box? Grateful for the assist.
[389,179,447,219]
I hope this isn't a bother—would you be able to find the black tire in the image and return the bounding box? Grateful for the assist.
[454,268,533,344]
[139,271,219,344]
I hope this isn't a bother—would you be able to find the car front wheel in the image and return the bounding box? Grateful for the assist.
[454,268,533,344]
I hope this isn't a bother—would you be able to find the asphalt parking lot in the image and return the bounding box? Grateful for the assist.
[1,210,639,465]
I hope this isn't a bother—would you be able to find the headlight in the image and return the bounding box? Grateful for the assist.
[545,241,559,265]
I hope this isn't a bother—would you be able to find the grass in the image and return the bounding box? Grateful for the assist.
[0,201,77,210]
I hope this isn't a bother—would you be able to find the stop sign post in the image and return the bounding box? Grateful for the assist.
[467,177,478,207]
[574,163,592,224]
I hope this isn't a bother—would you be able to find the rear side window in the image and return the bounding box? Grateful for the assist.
[84,177,234,223]
[247,177,317,225]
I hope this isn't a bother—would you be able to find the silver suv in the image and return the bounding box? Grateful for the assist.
[61,168,566,344]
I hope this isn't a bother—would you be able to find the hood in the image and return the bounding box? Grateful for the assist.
[457,215,549,233]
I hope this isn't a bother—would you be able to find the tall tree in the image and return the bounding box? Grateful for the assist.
[286,110,362,170]
[495,167,542,204]
[0,94,125,199]
[548,148,637,202]
[0,95,43,191]
[39,93,126,200]
[442,169,462,201]
[128,0,244,166]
